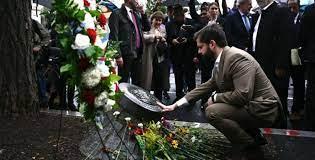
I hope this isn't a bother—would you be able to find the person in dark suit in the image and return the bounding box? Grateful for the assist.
[300,2,315,131]
[158,24,283,159]
[164,5,174,24]
[166,6,198,101]
[287,0,305,121]
[252,0,291,128]
[224,0,253,52]
[108,0,150,85]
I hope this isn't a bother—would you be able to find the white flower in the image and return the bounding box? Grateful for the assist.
[81,12,95,29]
[107,99,116,106]
[102,99,115,112]
[95,36,108,50]
[111,61,117,68]
[96,60,110,77]
[156,121,161,128]
[82,67,101,88]
[103,104,112,112]
[71,34,91,50]
[125,117,131,122]
[94,91,108,108]
[191,136,196,143]
[73,0,84,10]
[113,111,120,117]
[87,0,97,10]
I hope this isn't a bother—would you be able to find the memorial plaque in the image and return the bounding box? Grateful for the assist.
[119,83,162,113]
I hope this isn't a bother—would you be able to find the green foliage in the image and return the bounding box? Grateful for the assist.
[60,64,73,73]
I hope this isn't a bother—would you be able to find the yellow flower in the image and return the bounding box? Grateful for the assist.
[171,140,179,149]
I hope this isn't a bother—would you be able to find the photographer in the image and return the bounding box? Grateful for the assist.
[166,5,198,101]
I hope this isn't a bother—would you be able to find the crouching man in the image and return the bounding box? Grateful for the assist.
[158,24,285,159]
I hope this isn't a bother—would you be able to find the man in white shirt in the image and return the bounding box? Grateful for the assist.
[158,24,282,159]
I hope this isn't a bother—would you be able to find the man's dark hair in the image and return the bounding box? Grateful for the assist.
[194,24,228,47]
[167,5,174,11]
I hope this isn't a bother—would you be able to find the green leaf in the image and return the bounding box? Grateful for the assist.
[89,10,101,17]
[79,102,87,115]
[85,46,96,57]
[76,10,86,21]
[112,103,120,110]
[136,135,146,150]
[60,64,73,73]
[95,121,104,130]
[109,74,121,82]
[60,37,70,48]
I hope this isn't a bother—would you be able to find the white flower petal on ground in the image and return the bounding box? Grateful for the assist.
[113,111,120,117]
[156,121,161,128]
[125,117,131,122]
[82,67,101,88]
[191,136,196,143]
[94,91,108,108]
[71,34,91,50]
[138,123,143,128]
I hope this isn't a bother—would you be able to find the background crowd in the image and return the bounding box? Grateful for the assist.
[32,0,315,131]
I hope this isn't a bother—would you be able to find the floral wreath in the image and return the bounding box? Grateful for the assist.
[52,0,121,128]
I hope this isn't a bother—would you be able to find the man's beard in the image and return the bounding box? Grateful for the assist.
[205,47,215,59]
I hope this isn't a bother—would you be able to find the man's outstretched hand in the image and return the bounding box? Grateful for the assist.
[157,101,177,112]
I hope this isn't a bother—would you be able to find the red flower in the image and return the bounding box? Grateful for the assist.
[87,28,97,44]
[84,0,90,7]
[133,127,144,135]
[79,57,91,71]
[98,14,107,28]
[82,89,95,106]
[115,83,120,92]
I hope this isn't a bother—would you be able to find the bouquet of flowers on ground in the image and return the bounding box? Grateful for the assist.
[128,118,231,160]
[52,0,122,127]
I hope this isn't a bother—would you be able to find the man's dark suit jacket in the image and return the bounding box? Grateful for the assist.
[300,3,315,63]
[224,10,252,51]
[252,2,291,88]
[108,4,150,58]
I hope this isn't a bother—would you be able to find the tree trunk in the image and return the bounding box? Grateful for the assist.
[0,0,39,116]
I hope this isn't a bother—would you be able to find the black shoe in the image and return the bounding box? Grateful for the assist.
[245,128,268,146]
